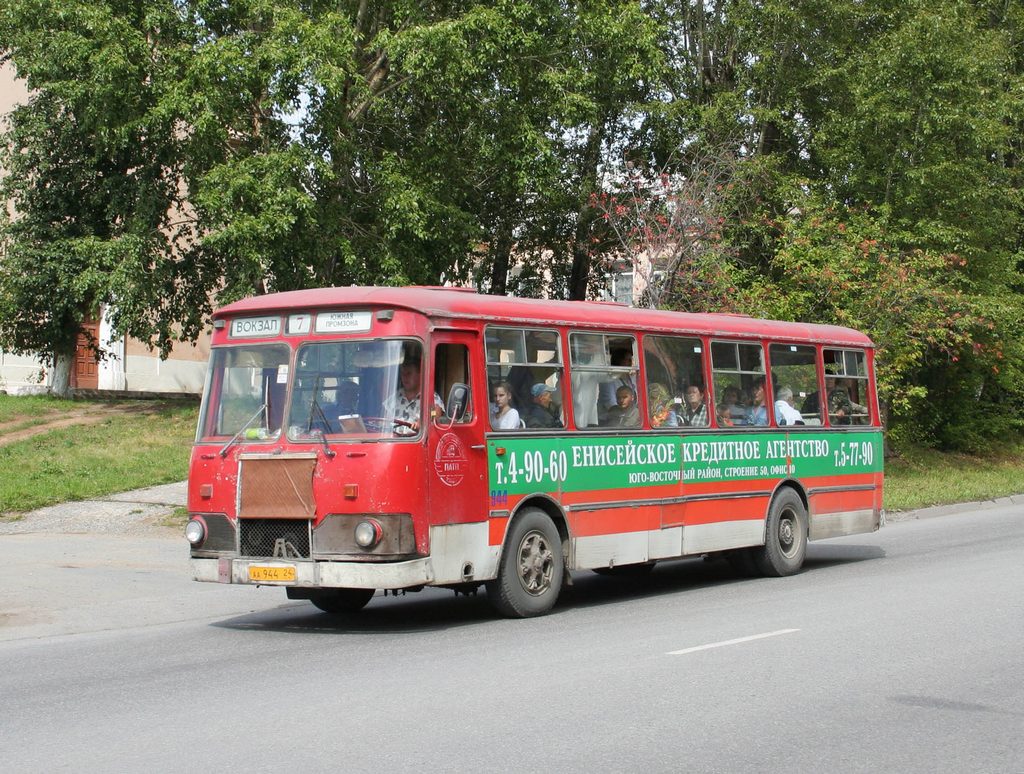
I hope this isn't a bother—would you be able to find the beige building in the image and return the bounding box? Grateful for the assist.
[0,62,210,395]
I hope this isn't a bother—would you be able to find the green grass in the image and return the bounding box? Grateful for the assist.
[0,393,75,423]
[884,442,1024,512]
[0,401,198,514]
[159,506,190,530]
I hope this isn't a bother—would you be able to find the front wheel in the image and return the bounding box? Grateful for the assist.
[487,508,564,618]
[309,588,375,614]
[754,489,808,577]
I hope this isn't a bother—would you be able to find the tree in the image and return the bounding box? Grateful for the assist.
[627,0,1024,447]
[0,0,190,395]
[590,140,741,309]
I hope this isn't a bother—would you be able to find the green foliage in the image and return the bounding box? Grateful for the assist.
[737,187,1016,443]
[2,0,1024,449]
[0,0,190,359]
[642,0,1024,449]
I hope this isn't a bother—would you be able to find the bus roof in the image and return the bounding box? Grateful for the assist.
[217,286,874,348]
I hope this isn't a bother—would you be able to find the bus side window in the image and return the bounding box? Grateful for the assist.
[485,326,565,431]
[821,348,872,426]
[767,343,818,426]
[434,343,472,423]
[642,335,707,429]
[711,340,767,428]
[570,332,636,429]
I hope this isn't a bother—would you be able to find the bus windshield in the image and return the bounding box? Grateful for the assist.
[287,338,426,440]
[197,344,291,441]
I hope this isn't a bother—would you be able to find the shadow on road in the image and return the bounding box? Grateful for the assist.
[209,542,886,634]
[804,542,886,568]
[211,589,496,635]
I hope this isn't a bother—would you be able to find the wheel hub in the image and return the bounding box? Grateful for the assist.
[518,532,553,596]
[780,519,794,546]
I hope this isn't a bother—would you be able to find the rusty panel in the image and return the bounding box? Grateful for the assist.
[239,457,317,519]
[313,514,416,557]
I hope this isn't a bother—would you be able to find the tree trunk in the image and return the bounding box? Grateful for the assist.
[568,214,596,301]
[50,350,74,398]
[487,218,515,296]
[567,122,607,301]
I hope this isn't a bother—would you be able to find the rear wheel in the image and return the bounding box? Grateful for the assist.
[487,508,564,618]
[308,588,375,614]
[754,489,808,577]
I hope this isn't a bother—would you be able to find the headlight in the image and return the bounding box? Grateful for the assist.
[354,519,383,549]
[185,518,206,546]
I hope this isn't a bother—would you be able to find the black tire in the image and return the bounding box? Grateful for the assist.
[487,508,564,618]
[592,562,656,577]
[309,588,375,614]
[754,488,808,577]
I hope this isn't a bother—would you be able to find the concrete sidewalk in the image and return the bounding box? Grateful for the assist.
[0,481,186,536]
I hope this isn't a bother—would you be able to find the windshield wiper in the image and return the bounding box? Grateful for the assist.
[219,403,268,458]
[306,375,337,459]
[308,398,337,459]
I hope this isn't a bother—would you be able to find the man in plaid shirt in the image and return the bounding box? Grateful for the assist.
[680,384,709,427]
[383,354,443,436]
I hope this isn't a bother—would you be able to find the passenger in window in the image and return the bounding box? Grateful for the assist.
[720,385,747,425]
[598,348,637,422]
[525,383,563,429]
[716,403,735,427]
[745,377,770,426]
[803,376,866,424]
[604,385,640,428]
[490,381,521,431]
[680,384,709,427]
[774,385,804,426]
[648,383,679,428]
[801,375,839,418]
[827,383,865,425]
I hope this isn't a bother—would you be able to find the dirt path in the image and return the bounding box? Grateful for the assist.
[0,403,167,447]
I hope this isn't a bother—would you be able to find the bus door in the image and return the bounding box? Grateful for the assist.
[427,331,488,525]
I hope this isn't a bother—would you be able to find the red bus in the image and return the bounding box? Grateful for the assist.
[186,286,883,617]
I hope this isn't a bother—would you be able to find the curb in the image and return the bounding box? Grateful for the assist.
[885,493,1024,523]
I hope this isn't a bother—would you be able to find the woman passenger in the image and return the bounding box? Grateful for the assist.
[490,381,521,430]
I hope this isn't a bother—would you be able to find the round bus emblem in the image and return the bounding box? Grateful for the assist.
[434,433,468,487]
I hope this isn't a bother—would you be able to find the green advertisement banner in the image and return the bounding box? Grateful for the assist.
[487,431,883,498]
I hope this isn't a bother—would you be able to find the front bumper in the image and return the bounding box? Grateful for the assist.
[191,556,436,589]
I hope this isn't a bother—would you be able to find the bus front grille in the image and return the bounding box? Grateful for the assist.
[239,519,312,559]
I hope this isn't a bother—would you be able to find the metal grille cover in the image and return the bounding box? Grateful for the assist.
[239,519,312,558]
[238,456,316,519]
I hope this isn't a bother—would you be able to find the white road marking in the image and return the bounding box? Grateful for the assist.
[667,628,800,655]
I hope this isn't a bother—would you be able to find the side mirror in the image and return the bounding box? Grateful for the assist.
[445,383,469,422]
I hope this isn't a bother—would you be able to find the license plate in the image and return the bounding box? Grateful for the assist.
[248,565,296,583]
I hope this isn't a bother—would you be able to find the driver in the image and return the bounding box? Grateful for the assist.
[382,352,443,436]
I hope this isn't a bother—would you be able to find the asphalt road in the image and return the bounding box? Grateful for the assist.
[0,503,1021,773]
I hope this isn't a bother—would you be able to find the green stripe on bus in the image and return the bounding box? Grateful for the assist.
[487,431,882,495]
